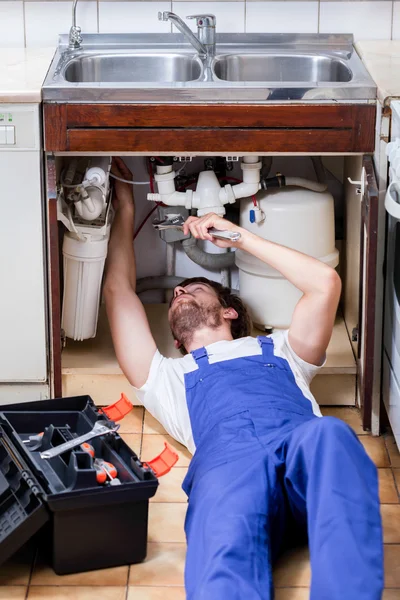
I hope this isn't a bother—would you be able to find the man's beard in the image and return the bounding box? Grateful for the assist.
[170,297,223,349]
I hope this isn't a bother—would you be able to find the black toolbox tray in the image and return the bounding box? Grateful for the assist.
[0,395,158,574]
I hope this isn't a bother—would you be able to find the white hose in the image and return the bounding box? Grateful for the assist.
[109,173,150,185]
[284,177,328,193]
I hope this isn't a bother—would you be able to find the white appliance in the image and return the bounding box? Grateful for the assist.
[236,187,339,328]
[383,100,400,449]
[0,104,48,401]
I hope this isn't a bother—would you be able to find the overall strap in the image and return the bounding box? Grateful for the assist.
[191,347,210,367]
[257,336,274,361]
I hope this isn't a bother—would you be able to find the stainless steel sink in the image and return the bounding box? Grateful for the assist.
[64,53,203,83]
[43,33,376,103]
[213,54,352,83]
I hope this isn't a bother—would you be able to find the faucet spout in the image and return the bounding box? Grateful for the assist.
[159,11,207,58]
[69,0,83,49]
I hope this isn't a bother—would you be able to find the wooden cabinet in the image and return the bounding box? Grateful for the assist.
[44,101,381,434]
[44,103,376,154]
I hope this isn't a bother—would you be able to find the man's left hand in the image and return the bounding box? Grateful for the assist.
[183,213,242,248]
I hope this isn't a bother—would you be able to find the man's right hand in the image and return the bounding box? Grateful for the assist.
[111,158,135,212]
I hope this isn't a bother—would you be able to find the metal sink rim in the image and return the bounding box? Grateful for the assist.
[42,33,377,103]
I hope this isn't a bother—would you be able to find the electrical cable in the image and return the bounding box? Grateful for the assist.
[134,204,159,240]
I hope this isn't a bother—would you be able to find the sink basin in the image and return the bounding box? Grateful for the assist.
[64,53,202,83]
[213,54,352,83]
[43,33,376,103]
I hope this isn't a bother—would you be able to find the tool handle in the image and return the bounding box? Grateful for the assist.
[208,228,241,242]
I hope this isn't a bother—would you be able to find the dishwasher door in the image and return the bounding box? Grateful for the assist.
[0,104,47,383]
[383,100,400,449]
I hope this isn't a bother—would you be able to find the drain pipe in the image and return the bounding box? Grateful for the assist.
[182,237,236,270]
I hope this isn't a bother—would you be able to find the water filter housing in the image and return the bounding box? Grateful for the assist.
[236,186,339,329]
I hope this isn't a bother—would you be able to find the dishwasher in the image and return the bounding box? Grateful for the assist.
[0,104,48,402]
[383,100,400,450]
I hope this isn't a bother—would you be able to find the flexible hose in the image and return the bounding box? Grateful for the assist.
[284,177,328,193]
[109,173,150,185]
[136,275,239,294]
[182,237,236,270]
[136,276,183,294]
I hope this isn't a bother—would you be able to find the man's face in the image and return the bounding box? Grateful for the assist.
[168,283,223,350]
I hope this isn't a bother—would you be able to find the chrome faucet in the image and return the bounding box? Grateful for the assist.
[158,12,216,59]
[69,0,83,49]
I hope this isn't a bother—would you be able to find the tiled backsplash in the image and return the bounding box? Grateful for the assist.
[0,0,399,48]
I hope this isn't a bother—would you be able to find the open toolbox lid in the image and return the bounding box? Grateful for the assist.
[0,426,49,566]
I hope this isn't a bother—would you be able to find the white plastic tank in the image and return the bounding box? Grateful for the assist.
[235,186,339,329]
[61,233,108,341]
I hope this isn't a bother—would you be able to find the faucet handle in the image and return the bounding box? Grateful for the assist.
[186,14,216,27]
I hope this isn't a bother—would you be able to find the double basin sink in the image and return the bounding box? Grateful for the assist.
[43,33,376,102]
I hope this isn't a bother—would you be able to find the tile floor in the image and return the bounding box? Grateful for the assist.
[0,406,399,599]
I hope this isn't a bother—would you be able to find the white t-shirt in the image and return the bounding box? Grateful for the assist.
[134,330,323,455]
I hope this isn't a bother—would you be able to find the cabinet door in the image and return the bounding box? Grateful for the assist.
[358,156,380,432]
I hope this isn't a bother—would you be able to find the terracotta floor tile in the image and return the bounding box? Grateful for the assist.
[116,407,144,434]
[0,588,27,599]
[143,411,168,435]
[358,436,390,468]
[379,469,399,504]
[275,589,310,600]
[27,586,127,600]
[0,544,35,585]
[129,542,186,586]
[127,587,186,600]
[393,469,400,494]
[151,468,188,503]
[273,547,311,588]
[120,433,142,457]
[384,545,400,587]
[148,503,187,543]
[320,406,364,434]
[141,434,192,467]
[385,435,400,468]
[383,590,400,599]
[31,554,128,586]
[381,505,400,544]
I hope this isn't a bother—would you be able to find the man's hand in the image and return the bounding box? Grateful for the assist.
[183,213,241,248]
[111,158,135,213]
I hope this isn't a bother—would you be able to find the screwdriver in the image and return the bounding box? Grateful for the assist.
[93,459,121,485]
[80,443,121,485]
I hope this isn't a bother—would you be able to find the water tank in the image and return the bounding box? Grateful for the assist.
[235,186,339,329]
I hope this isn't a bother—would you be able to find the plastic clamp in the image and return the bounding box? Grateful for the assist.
[143,442,179,477]
[100,393,133,422]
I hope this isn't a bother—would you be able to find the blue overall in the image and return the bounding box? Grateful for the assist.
[182,336,383,600]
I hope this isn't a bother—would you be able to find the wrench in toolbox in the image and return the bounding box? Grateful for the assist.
[40,421,120,459]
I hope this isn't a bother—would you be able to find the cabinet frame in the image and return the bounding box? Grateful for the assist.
[44,101,381,432]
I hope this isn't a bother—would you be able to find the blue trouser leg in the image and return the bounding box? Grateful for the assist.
[184,453,285,600]
[282,416,384,600]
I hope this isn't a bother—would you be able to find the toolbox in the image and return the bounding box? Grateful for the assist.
[0,394,169,575]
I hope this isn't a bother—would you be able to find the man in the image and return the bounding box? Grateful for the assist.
[104,158,383,600]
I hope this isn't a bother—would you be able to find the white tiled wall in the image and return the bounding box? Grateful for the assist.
[1,0,399,48]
